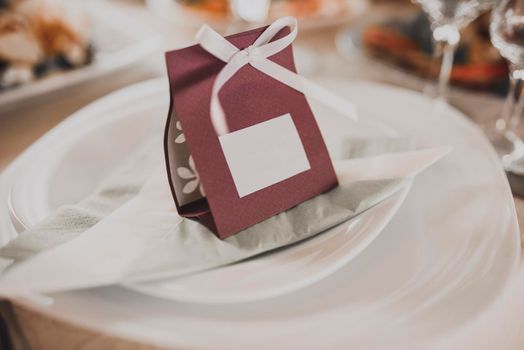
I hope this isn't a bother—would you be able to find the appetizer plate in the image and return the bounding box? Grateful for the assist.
[1,77,407,304]
[0,1,161,109]
[335,17,507,98]
[0,78,520,348]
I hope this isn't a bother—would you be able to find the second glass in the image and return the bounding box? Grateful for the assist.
[486,0,524,173]
[413,0,496,100]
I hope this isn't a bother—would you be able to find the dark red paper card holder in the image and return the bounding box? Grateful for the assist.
[164,25,337,239]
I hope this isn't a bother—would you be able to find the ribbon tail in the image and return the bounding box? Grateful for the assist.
[210,52,251,135]
[251,59,358,121]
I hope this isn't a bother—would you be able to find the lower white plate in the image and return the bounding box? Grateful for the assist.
[127,187,409,304]
[0,78,520,348]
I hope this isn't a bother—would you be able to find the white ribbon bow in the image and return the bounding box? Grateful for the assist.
[196,16,358,136]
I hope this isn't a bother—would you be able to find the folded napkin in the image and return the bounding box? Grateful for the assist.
[0,138,449,299]
[0,137,413,265]
[0,139,162,263]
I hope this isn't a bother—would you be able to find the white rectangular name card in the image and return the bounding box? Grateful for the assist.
[219,113,311,197]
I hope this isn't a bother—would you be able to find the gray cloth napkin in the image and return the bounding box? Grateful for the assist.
[341,137,415,158]
[0,140,162,263]
[0,138,415,293]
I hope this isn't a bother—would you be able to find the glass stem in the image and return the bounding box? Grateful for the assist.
[500,66,524,132]
[431,25,460,101]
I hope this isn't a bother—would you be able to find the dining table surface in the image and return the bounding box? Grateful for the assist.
[1,0,524,349]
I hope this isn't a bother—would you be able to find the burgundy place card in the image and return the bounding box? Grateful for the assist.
[164,24,337,239]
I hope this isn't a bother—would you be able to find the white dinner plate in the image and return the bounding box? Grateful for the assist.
[0,78,520,348]
[2,77,408,304]
[0,1,161,109]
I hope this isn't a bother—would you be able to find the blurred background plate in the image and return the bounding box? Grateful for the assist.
[336,9,508,96]
[0,1,161,110]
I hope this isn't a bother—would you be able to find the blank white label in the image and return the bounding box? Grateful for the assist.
[219,113,311,198]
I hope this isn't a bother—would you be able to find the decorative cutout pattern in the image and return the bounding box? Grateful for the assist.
[174,120,205,197]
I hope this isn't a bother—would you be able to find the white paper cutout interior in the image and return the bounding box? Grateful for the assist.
[219,113,311,198]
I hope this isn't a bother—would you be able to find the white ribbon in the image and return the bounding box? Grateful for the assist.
[196,16,358,136]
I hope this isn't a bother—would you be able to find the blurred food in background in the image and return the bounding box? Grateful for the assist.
[175,0,229,17]
[0,0,92,90]
[270,0,349,20]
[174,0,357,23]
[362,12,508,94]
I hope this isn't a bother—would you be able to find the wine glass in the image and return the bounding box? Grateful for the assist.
[229,0,270,23]
[227,0,320,75]
[413,0,496,101]
[485,0,524,173]
[228,0,271,31]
